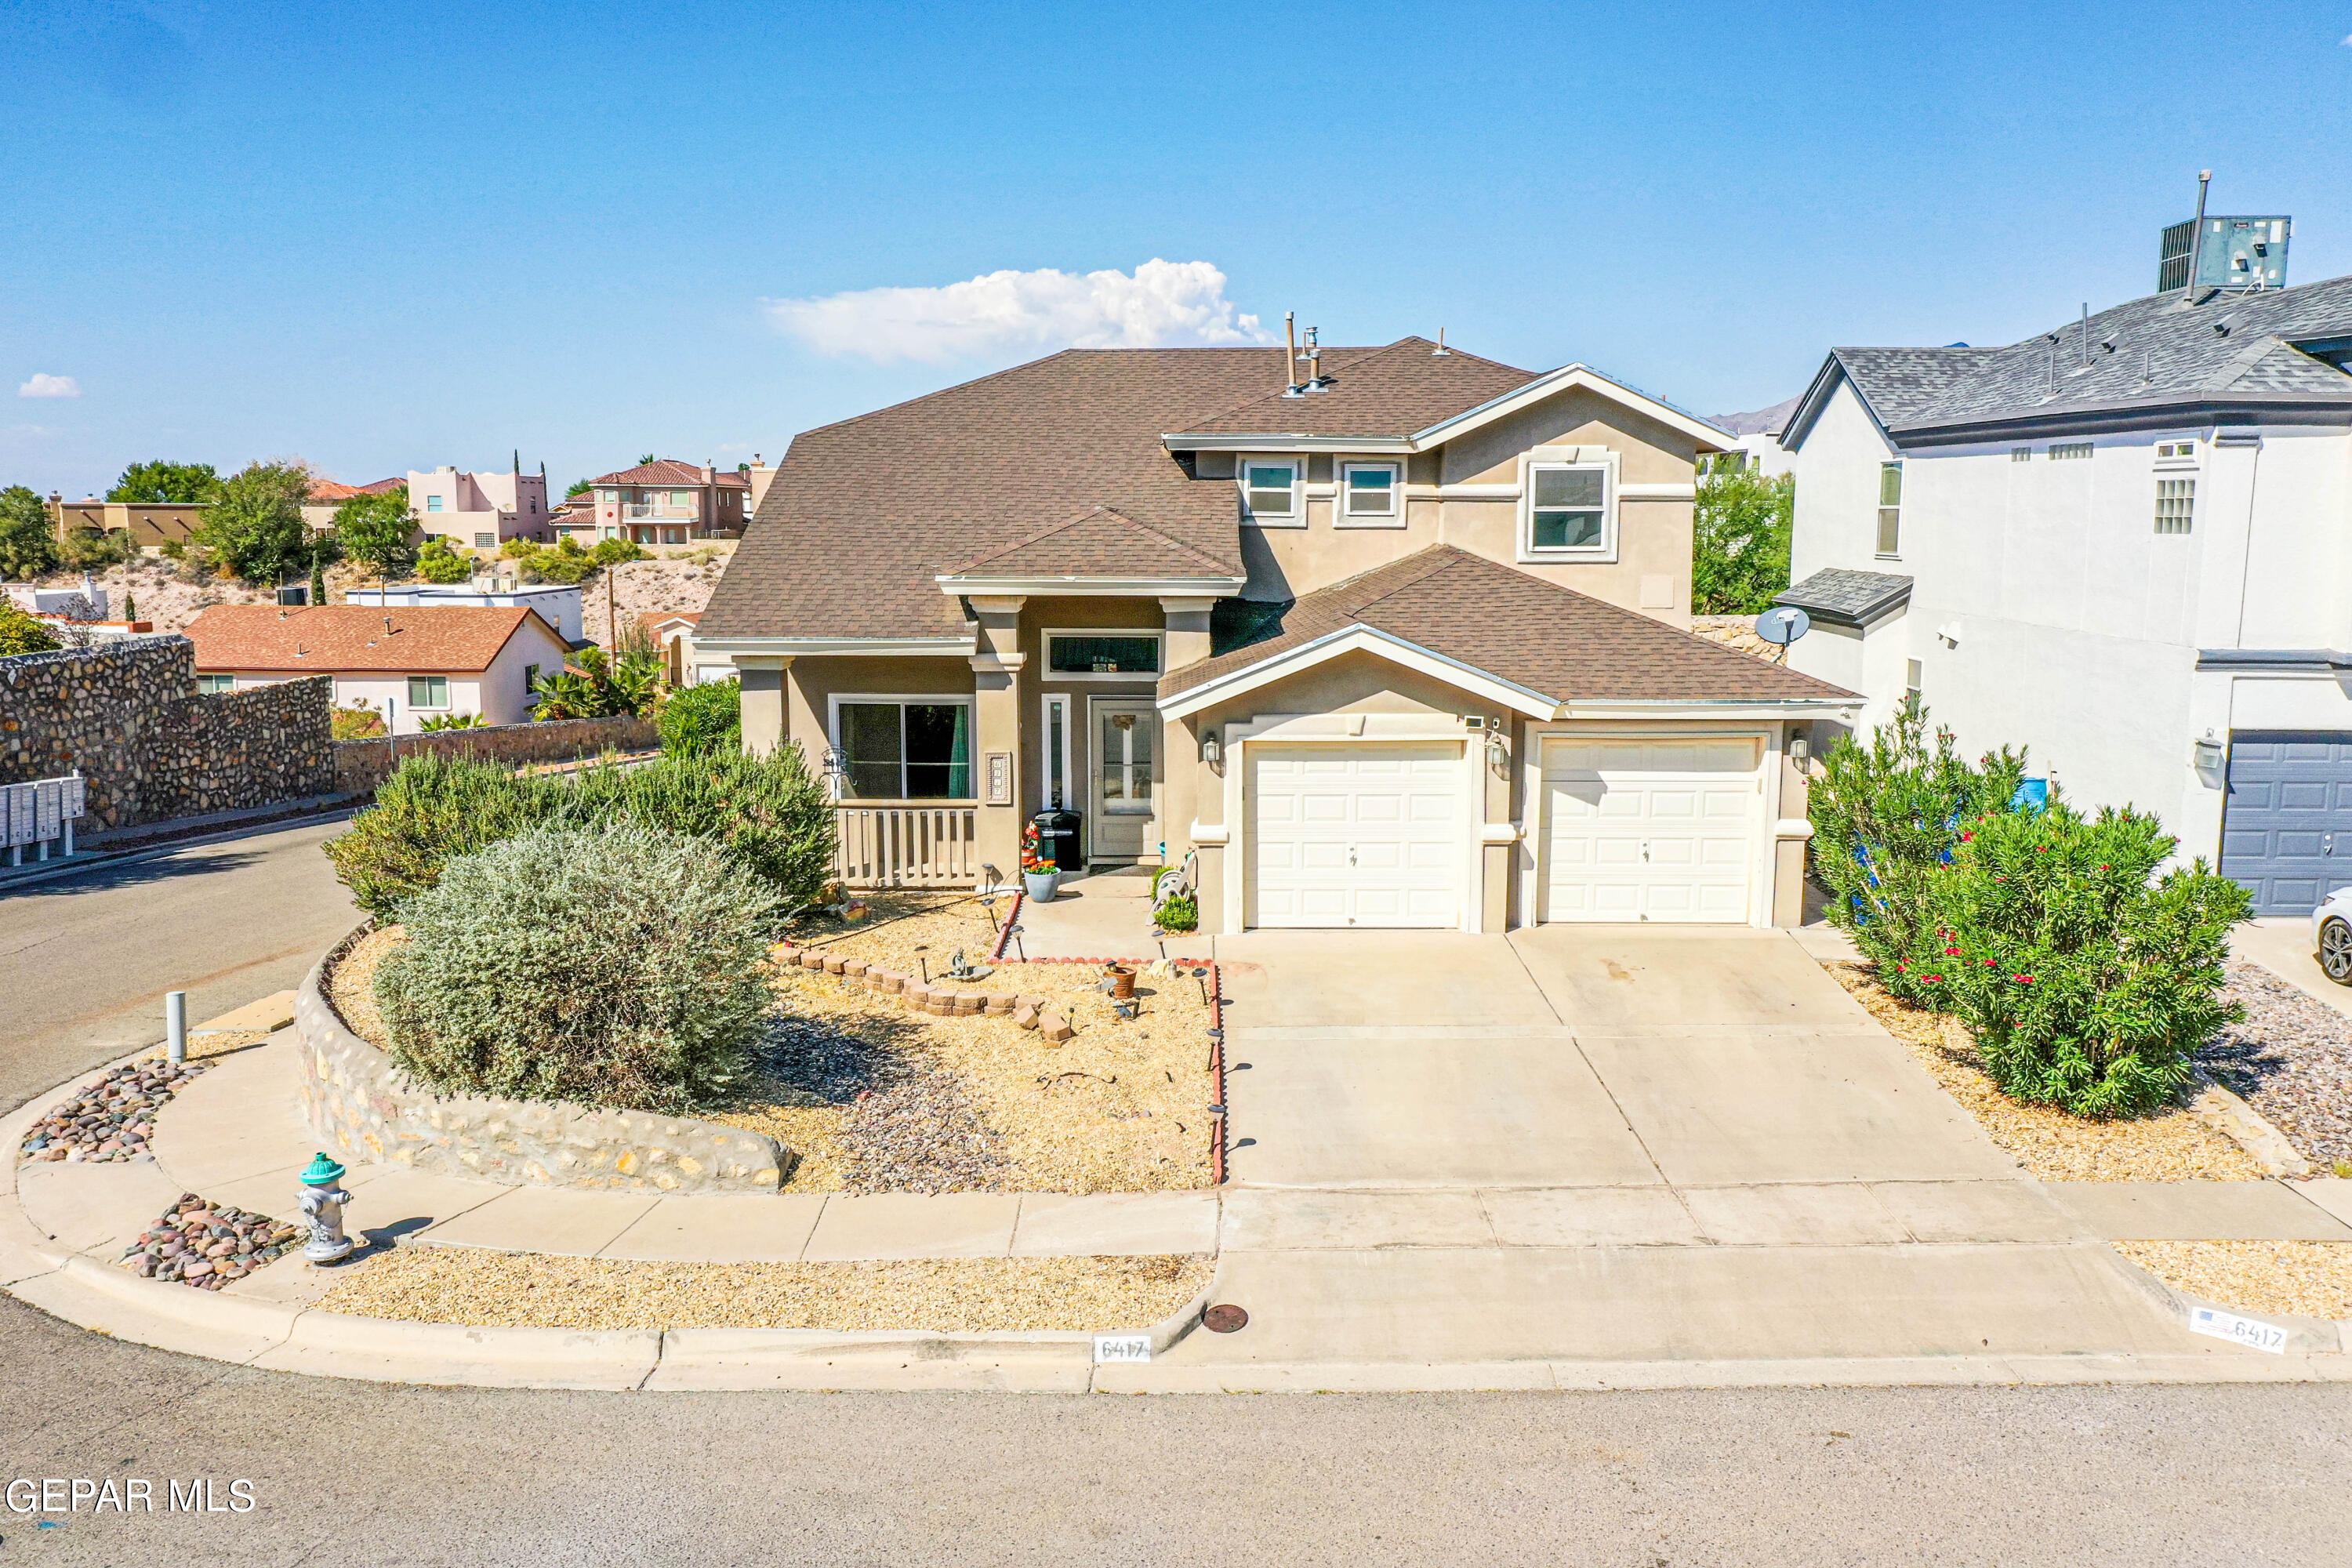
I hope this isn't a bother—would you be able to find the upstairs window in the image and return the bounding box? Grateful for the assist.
[1525,463,1610,554]
[2049,442,2092,460]
[1340,461,1400,524]
[1241,461,1299,524]
[2010,447,2032,463]
[2154,477,2196,535]
[425,495,445,512]
[1876,463,1903,556]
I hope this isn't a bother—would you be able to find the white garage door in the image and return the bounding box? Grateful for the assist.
[1541,737,1762,923]
[1249,742,1464,928]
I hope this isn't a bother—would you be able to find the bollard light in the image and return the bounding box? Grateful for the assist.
[165,991,187,1066]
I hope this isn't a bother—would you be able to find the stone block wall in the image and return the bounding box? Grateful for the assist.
[296,935,786,1194]
[0,635,334,831]
[333,714,659,794]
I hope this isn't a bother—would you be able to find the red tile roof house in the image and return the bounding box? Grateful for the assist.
[696,339,1860,932]
[575,460,752,546]
[183,604,573,735]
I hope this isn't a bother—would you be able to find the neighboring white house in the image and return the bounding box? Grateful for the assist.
[182,604,573,734]
[1776,270,2352,914]
[408,462,552,548]
[347,583,587,645]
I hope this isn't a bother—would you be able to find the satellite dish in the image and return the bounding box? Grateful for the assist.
[1754,606,1810,646]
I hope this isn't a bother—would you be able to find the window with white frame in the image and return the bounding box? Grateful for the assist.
[2154,477,2196,535]
[835,699,971,799]
[1240,459,1300,524]
[1340,461,1401,524]
[2010,447,2032,463]
[425,495,445,512]
[2154,439,2198,465]
[407,675,450,710]
[1045,631,1161,677]
[197,673,235,695]
[2049,442,2092,461]
[1523,462,1611,554]
[1875,463,1903,556]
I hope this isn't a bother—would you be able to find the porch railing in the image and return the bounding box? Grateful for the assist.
[830,801,981,888]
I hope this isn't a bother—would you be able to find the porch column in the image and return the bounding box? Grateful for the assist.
[969,597,1027,886]
[736,655,791,758]
[1158,597,1217,872]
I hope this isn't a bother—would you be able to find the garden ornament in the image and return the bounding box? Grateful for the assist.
[299,1152,354,1263]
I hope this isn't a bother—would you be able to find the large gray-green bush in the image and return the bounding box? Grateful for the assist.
[372,826,781,1112]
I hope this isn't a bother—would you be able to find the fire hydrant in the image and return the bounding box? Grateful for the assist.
[299,1152,354,1263]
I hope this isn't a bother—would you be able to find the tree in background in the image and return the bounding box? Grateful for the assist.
[201,462,331,585]
[336,486,416,588]
[413,536,474,584]
[0,601,60,655]
[532,646,660,720]
[107,460,225,505]
[637,452,655,466]
[564,478,591,499]
[0,486,59,579]
[1690,464,1795,615]
[56,525,129,571]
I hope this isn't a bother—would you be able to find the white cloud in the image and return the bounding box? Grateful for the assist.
[764,260,1271,365]
[18,373,81,399]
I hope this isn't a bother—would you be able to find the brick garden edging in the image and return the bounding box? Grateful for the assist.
[297,926,787,1195]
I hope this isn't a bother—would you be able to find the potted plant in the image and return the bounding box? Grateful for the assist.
[1022,823,1061,902]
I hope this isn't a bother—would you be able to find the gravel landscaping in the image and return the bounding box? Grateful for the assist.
[2114,1240,2352,1322]
[314,1247,1211,1332]
[19,1058,210,1164]
[1820,960,2265,1181]
[2201,961,2352,1177]
[117,1193,303,1290]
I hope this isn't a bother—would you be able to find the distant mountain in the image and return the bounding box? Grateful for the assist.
[1706,395,1800,437]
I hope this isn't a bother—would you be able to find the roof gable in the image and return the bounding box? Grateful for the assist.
[183,604,561,673]
[944,505,1240,581]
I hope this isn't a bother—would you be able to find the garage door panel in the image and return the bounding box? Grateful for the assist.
[1250,742,1463,929]
[2220,730,2352,916]
[1541,737,1761,925]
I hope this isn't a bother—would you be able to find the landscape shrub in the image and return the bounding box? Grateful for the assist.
[1155,891,1198,932]
[325,745,835,919]
[1807,699,2026,1007]
[413,536,474,584]
[532,645,660,720]
[329,704,387,739]
[1921,800,2250,1118]
[590,536,646,566]
[373,825,780,1112]
[417,712,485,730]
[656,677,741,754]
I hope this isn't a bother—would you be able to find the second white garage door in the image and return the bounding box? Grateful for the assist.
[1249,742,1464,928]
[1541,737,1762,923]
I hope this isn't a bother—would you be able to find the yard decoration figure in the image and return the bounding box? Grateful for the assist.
[299,1152,354,1262]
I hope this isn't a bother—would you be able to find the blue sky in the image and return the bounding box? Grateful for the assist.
[5,0,2349,498]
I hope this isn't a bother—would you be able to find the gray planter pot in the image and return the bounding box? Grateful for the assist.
[1023,869,1061,902]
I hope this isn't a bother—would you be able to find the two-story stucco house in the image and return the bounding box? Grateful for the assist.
[697,339,1858,932]
[1775,272,2352,916]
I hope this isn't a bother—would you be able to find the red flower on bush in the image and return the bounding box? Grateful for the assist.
[2013,974,2035,984]
[1944,946,1960,956]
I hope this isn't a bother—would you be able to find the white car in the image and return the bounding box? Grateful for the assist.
[2315,887,2352,986]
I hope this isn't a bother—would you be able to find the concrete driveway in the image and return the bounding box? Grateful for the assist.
[1186,926,2230,1374]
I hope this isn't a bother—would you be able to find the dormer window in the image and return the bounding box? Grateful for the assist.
[1340,461,1402,526]
[1521,459,1615,558]
[1241,460,1301,525]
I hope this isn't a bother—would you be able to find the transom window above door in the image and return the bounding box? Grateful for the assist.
[1046,631,1162,679]
[1241,460,1301,525]
[1341,461,1402,525]
[1523,462,1613,557]
[836,699,971,799]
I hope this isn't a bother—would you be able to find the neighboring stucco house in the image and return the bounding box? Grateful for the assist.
[408,463,552,549]
[183,604,571,734]
[1775,271,2352,915]
[698,339,1858,932]
[583,460,750,545]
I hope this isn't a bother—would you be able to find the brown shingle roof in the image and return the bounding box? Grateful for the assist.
[699,345,1546,641]
[592,459,750,488]
[184,604,561,674]
[1158,546,1856,706]
[1177,338,1540,436]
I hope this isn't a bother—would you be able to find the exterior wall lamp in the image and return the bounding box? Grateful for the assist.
[1486,733,1507,769]
[1200,731,1221,767]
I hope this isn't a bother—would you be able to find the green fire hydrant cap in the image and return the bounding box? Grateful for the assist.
[300,1152,346,1185]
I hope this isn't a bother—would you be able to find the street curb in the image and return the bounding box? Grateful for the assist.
[0,804,357,895]
[2100,1240,2347,1356]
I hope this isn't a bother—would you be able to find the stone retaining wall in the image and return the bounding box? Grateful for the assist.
[333,714,658,793]
[296,931,785,1194]
[0,635,333,831]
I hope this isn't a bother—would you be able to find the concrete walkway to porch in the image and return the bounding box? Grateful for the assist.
[1006,866,1214,961]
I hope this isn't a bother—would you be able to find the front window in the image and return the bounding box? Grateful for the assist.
[1242,461,1298,523]
[1527,463,1609,551]
[1341,462,1399,522]
[1876,463,1903,556]
[197,674,235,695]
[838,700,971,799]
[1047,633,1161,677]
[408,675,450,710]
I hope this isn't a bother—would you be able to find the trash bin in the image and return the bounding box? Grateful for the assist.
[1030,808,1082,874]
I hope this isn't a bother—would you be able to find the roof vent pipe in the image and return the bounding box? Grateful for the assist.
[1432,328,1451,358]
[2183,169,2212,303]
[1303,326,1330,392]
[1282,312,1305,398]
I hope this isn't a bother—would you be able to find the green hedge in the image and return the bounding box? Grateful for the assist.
[374,826,779,1111]
[657,677,741,755]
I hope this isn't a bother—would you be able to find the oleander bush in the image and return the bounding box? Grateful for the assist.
[656,676,741,755]
[1921,800,2251,1118]
[373,826,779,1111]
[1807,699,2026,1007]
[325,745,835,919]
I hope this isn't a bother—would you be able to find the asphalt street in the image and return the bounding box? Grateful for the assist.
[0,818,359,1114]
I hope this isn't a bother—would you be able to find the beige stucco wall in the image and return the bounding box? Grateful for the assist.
[784,655,977,769]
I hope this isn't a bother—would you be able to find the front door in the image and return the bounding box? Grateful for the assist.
[1090,700,1157,862]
